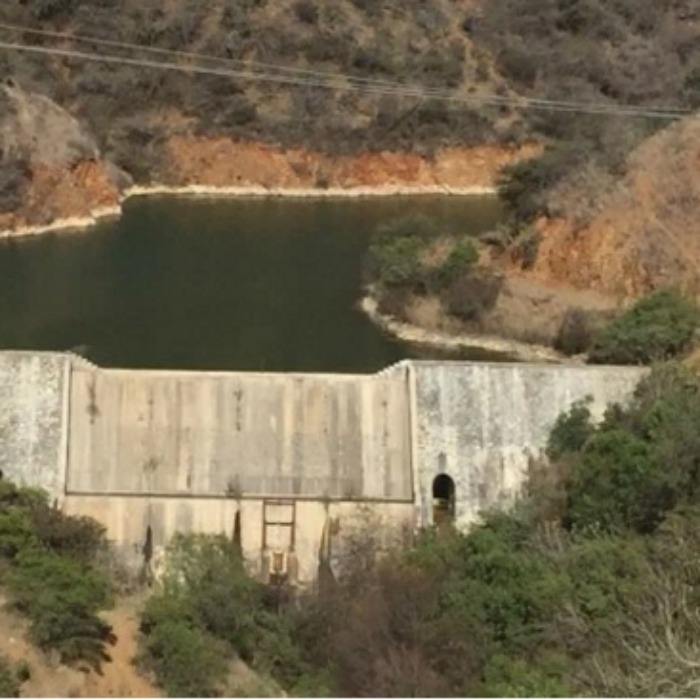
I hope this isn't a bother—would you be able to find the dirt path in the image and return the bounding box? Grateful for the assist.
[81,602,161,698]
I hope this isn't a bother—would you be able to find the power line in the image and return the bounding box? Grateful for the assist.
[0,37,691,121]
[0,21,432,92]
[0,20,691,118]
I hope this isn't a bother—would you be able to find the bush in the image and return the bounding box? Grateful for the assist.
[365,215,445,290]
[589,289,700,365]
[29,507,107,564]
[546,397,594,461]
[509,226,541,270]
[140,615,228,698]
[8,549,113,667]
[497,156,565,222]
[366,235,425,288]
[0,657,20,698]
[565,429,662,533]
[293,0,318,24]
[162,534,265,660]
[554,307,595,356]
[480,653,571,697]
[374,214,441,243]
[437,237,479,285]
[139,534,307,695]
[442,269,503,321]
[376,284,412,319]
[546,364,700,535]
[0,480,113,668]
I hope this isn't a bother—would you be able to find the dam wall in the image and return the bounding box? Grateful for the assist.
[60,361,414,580]
[66,364,412,501]
[63,495,414,583]
[0,352,70,498]
[411,362,646,527]
[0,351,647,583]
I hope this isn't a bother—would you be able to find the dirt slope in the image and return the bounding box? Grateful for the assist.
[529,115,700,303]
[165,137,537,190]
[0,85,128,233]
[0,595,160,698]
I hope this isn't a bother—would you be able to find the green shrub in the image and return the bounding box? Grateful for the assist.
[29,507,107,564]
[497,156,564,222]
[365,215,446,289]
[549,364,700,534]
[546,398,594,461]
[480,653,571,697]
[366,235,425,287]
[140,534,307,695]
[437,237,479,285]
[140,616,228,698]
[0,657,20,698]
[8,549,113,667]
[589,290,700,365]
[0,480,113,668]
[562,534,649,628]
[565,429,663,533]
[163,534,265,660]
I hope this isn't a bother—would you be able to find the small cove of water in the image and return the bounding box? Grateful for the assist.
[0,195,503,373]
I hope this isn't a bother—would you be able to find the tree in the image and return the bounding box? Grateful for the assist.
[589,290,699,365]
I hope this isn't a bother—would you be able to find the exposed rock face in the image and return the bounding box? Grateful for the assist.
[0,84,99,167]
[164,137,539,191]
[529,115,700,303]
[0,83,538,235]
[0,84,129,233]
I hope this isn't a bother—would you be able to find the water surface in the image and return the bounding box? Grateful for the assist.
[0,195,502,372]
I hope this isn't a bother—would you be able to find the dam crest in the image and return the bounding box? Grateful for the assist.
[0,351,645,584]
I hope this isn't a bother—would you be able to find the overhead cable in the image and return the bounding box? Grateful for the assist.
[0,37,691,121]
[0,20,691,117]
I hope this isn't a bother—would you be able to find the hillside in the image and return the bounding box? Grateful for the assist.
[528,115,700,302]
[0,0,698,325]
[0,596,160,698]
[0,0,513,187]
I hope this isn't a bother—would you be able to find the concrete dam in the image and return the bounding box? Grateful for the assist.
[0,351,645,584]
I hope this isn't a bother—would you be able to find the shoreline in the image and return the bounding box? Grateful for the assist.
[360,295,567,364]
[1,180,565,364]
[0,205,122,241]
[0,183,497,241]
[126,183,498,199]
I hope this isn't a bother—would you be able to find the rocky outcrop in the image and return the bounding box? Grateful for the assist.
[0,84,129,236]
[164,137,539,192]
[528,115,700,303]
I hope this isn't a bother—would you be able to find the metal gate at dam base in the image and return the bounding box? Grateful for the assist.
[0,351,645,585]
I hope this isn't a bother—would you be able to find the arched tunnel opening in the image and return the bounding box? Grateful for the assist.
[432,474,455,530]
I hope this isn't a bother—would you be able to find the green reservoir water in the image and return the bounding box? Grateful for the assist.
[0,196,503,372]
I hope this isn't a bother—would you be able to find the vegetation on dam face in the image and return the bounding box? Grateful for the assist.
[3,362,700,696]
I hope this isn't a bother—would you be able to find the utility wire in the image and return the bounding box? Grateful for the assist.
[0,20,691,117]
[0,37,692,120]
[0,19,692,118]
